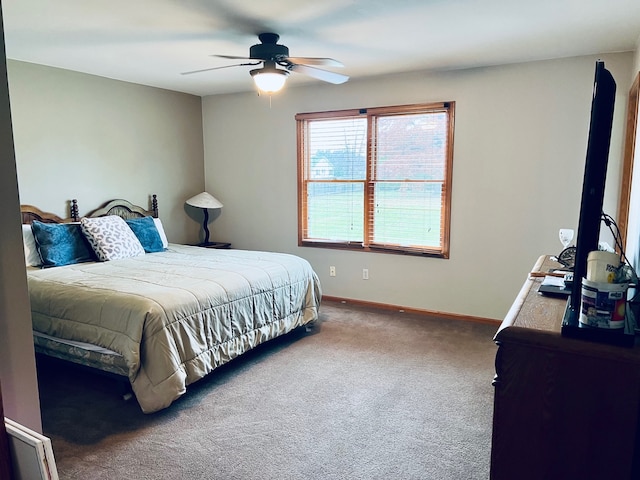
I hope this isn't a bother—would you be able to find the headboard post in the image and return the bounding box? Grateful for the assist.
[151,194,158,218]
[70,199,79,222]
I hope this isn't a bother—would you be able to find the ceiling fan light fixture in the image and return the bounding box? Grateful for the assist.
[250,66,289,93]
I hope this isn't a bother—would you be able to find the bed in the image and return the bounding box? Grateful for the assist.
[21,196,321,413]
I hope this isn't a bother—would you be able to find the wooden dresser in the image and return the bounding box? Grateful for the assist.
[491,255,640,480]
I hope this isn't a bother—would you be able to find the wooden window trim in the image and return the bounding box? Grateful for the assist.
[297,102,455,258]
[616,72,640,249]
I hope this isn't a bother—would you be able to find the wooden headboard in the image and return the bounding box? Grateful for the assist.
[20,200,78,224]
[20,195,158,224]
[87,195,158,220]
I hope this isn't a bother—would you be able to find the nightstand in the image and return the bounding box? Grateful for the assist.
[196,241,231,249]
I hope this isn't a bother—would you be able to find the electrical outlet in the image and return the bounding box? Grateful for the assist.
[329,266,336,277]
[362,268,369,280]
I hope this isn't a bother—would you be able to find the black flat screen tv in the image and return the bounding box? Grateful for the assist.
[561,60,627,344]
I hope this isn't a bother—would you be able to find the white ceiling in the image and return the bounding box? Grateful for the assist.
[3,0,640,97]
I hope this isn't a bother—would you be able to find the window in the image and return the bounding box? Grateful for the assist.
[296,102,455,257]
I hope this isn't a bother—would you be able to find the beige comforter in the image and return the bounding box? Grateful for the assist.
[28,244,321,413]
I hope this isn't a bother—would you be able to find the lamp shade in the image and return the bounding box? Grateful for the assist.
[185,192,223,209]
[250,65,289,93]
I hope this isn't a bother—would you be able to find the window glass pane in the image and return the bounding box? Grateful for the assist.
[309,118,367,180]
[375,112,448,180]
[307,182,364,241]
[371,182,442,247]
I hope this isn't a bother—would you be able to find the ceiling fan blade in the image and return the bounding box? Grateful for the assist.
[212,54,258,61]
[287,64,349,84]
[181,62,260,75]
[286,57,344,68]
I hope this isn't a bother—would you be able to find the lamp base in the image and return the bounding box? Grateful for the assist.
[195,241,231,249]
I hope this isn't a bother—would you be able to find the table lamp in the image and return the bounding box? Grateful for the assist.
[185,192,223,246]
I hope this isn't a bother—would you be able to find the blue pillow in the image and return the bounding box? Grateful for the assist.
[125,216,165,253]
[31,221,97,267]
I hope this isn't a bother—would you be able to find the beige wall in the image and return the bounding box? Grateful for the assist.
[203,53,634,320]
[8,61,205,244]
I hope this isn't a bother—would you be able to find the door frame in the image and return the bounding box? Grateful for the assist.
[616,72,640,249]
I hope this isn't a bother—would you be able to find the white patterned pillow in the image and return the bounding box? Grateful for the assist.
[81,215,145,261]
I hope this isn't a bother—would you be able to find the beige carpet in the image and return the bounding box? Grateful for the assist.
[38,300,499,480]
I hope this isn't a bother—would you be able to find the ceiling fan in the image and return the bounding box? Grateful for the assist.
[182,33,349,93]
